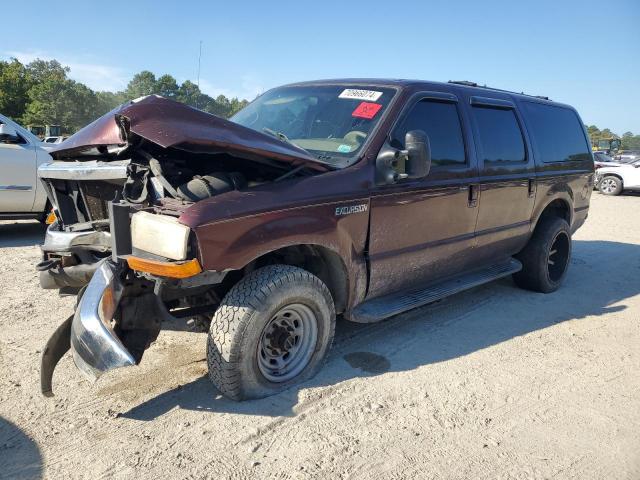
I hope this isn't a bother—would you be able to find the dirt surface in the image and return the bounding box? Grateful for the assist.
[1,193,639,480]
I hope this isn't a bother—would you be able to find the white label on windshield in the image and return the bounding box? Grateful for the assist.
[339,89,383,101]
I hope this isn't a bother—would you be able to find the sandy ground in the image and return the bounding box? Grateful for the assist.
[1,192,639,480]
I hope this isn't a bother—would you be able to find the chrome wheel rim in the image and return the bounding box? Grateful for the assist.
[547,231,570,282]
[257,303,318,383]
[600,178,617,193]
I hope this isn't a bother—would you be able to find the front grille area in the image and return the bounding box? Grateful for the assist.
[80,181,120,220]
[45,179,122,227]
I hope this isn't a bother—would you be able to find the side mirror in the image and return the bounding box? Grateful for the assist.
[0,123,21,143]
[375,130,432,185]
[404,130,431,179]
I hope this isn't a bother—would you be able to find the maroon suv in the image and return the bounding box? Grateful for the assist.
[37,79,594,400]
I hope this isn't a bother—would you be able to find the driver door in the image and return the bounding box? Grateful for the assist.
[0,126,37,213]
[367,92,480,299]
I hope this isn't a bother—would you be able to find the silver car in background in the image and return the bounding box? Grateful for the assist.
[0,113,53,221]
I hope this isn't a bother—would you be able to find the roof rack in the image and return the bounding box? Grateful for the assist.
[447,80,552,102]
[448,80,478,87]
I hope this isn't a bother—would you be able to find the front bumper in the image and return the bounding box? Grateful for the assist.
[42,222,111,253]
[70,261,135,381]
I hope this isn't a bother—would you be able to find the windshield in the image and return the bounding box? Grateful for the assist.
[231,85,396,166]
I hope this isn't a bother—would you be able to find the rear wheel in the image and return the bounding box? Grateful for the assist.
[207,265,335,400]
[513,216,572,293]
[599,176,623,195]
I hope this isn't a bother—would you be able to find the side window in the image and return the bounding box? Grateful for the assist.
[392,100,466,167]
[472,106,525,163]
[521,102,591,163]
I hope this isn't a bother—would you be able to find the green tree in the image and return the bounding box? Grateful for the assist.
[176,80,201,107]
[22,75,77,128]
[621,131,640,150]
[229,97,249,116]
[124,70,157,100]
[0,58,32,119]
[95,90,127,115]
[156,74,179,99]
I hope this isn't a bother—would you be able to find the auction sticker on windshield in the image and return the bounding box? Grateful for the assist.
[352,102,382,119]
[339,89,383,101]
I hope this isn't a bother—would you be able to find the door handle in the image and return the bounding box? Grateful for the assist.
[468,184,479,207]
[528,178,536,198]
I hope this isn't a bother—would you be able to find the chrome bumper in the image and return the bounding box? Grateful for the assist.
[42,222,111,253]
[70,261,135,381]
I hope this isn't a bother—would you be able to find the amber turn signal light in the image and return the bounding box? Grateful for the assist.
[45,210,57,225]
[125,256,202,279]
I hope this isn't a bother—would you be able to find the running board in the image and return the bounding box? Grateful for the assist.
[351,258,522,323]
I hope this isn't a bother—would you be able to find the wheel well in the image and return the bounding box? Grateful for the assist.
[601,173,623,183]
[242,245,349,314]
[538,199,571,227]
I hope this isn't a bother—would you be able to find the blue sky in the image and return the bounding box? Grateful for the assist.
[3,0,639,133]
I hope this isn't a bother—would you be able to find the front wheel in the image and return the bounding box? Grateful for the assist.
[513,216,572,293]
[207,265,335,401]
[599,176,623,195]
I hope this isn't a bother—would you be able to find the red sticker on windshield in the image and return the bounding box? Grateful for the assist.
[352,102,382,119]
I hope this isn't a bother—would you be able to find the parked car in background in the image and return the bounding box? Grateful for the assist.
[593,151,617,169]
[614,150,640,163]
[0,113,53,221]
[596,158,640,195]
[43,136,67,144]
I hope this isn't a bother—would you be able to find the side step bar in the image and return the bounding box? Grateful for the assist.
[351,258,522,323]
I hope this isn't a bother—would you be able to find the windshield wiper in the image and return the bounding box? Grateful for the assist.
[262,128,310,153]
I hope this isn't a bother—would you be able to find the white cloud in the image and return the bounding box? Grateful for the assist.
[2,50,128,92]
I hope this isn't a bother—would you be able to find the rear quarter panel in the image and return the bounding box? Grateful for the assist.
[516,99,594,233]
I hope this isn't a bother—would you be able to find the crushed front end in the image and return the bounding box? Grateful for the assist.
[38,95,327,396]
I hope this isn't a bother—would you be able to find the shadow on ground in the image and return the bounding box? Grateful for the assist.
[0,416,43,479]
[0,221,46,248]
[106,240,640,420]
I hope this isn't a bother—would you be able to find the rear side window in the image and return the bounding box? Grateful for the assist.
[472,106,525,163]
[521,102,591,163]
[392,100,466,167]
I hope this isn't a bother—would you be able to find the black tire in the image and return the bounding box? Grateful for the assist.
[513,216,572,293]
[598,176,623,196]
[207,265,335,401]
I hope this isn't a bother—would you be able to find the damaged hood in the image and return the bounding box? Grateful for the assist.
[50,95,329,171]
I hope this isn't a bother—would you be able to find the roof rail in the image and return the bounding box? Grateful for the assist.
[448,80,478,87]
[447,80,552,102]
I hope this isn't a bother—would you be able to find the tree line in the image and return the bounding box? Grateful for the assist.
[586,125,640,151]
[0,57,249,133]
[1,57,639,148]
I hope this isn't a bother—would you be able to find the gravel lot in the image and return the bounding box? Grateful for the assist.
[1,193,639,480]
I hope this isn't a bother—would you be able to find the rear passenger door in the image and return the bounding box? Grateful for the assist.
[464,96,536,263]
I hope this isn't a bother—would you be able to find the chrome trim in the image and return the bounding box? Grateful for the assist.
[0,185,32,191]
[38,160,130,180]
[42,223,111,252]
[70,261,135,381]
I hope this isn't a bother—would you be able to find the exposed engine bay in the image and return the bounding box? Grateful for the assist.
[36,97,332,393]
[40,94,330,233]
